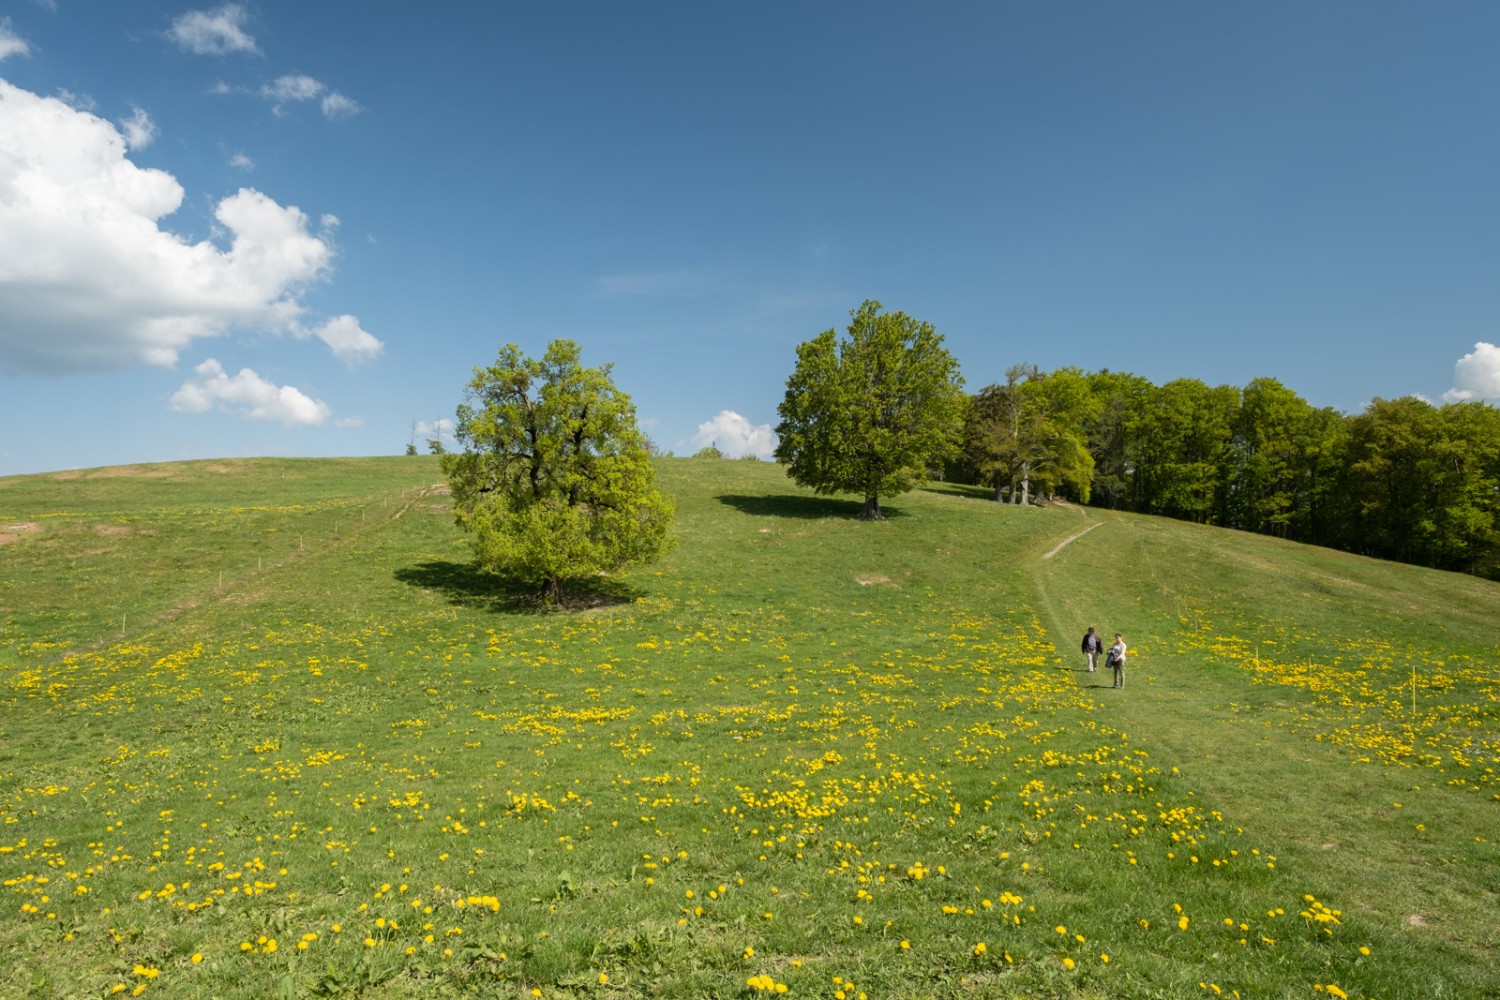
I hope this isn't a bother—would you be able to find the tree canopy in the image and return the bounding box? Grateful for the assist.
[440,340,673,602]
[950,363,1500,579]
[774,300,966,519]
[963,364,1098,504]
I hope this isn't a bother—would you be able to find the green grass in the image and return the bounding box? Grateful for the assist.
[0,456,1495,999]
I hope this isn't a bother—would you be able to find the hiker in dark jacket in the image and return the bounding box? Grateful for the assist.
[1081,627,1103,672]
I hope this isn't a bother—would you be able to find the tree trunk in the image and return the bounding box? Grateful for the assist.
[1020,462,1031,506]
[542,577,564,604]
[862,495,884,520]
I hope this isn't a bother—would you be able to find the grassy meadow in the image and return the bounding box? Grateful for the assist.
[0,456,1496,999]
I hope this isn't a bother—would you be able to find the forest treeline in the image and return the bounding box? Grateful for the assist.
[952,366,1500,579]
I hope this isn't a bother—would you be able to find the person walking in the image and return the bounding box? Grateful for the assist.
[1081,627,1103,672]
[1107,633,1127,689]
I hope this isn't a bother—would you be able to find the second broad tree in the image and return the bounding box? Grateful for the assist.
[775,300,966,519]
[440,340,674,602]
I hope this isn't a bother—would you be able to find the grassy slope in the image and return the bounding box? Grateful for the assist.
[0,457,1495,999]
[1031,505,1500,968]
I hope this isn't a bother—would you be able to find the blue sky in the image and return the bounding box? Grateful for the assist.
[2,2,1498,475]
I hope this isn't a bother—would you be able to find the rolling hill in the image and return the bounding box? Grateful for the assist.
[1,456,1495,998]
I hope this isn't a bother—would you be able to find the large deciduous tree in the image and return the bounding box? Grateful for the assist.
[775,300,966,519]
[441,340,674,602]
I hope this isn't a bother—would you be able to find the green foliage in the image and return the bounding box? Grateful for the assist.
[1343,396,1500,571]
[941,365,1500,576]
[1082,369,1155,509]
[441,340,673,601]
[1225,378,1348,539]
[963,364,1098,504]
[691,445,724,459]
[774,300,966,518]
[1127,378,1239,522]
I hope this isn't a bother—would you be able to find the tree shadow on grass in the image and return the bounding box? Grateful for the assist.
[394,560,637,614]
[716,494,905,520]
[919,481,997,503]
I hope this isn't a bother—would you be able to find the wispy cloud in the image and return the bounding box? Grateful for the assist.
[170,359,330,427]
[117,105,158,151]
[415,418,454,438]
[261,74,360,119]
[320,91,360,118]
[0,19,31,61]
[167,4,259,56]
[1444,342,1500,403]
[229,152,254,170]
[595,268,723,298]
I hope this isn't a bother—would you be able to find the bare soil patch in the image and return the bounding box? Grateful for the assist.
[94,524,134,537]
[53,466,172,480]
[91,465,173,479]
[0,521,41,540]
[855,574,893,587]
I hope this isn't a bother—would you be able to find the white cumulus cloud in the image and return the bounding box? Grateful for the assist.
[0,18,29,61]
[0,79,378,374]
[170,359,329,426]
[167,4,258,56]
[1444,342,1500,404]
[303,314,383,367]
[691,410,776,458]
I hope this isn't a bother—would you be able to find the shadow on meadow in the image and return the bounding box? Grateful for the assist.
[919,481,995,502]
[716,494,905,519]
[394,560,637,613]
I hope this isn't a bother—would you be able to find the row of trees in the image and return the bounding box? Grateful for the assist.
[436,303,1498,600]
[770,301,1500,578]
[950,366,1500,578]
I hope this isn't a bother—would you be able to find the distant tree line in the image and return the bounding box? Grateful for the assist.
[436,302,1500,600]
[950,367,1500,579]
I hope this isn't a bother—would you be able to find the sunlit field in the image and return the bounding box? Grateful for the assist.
[2,457,1496,999]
